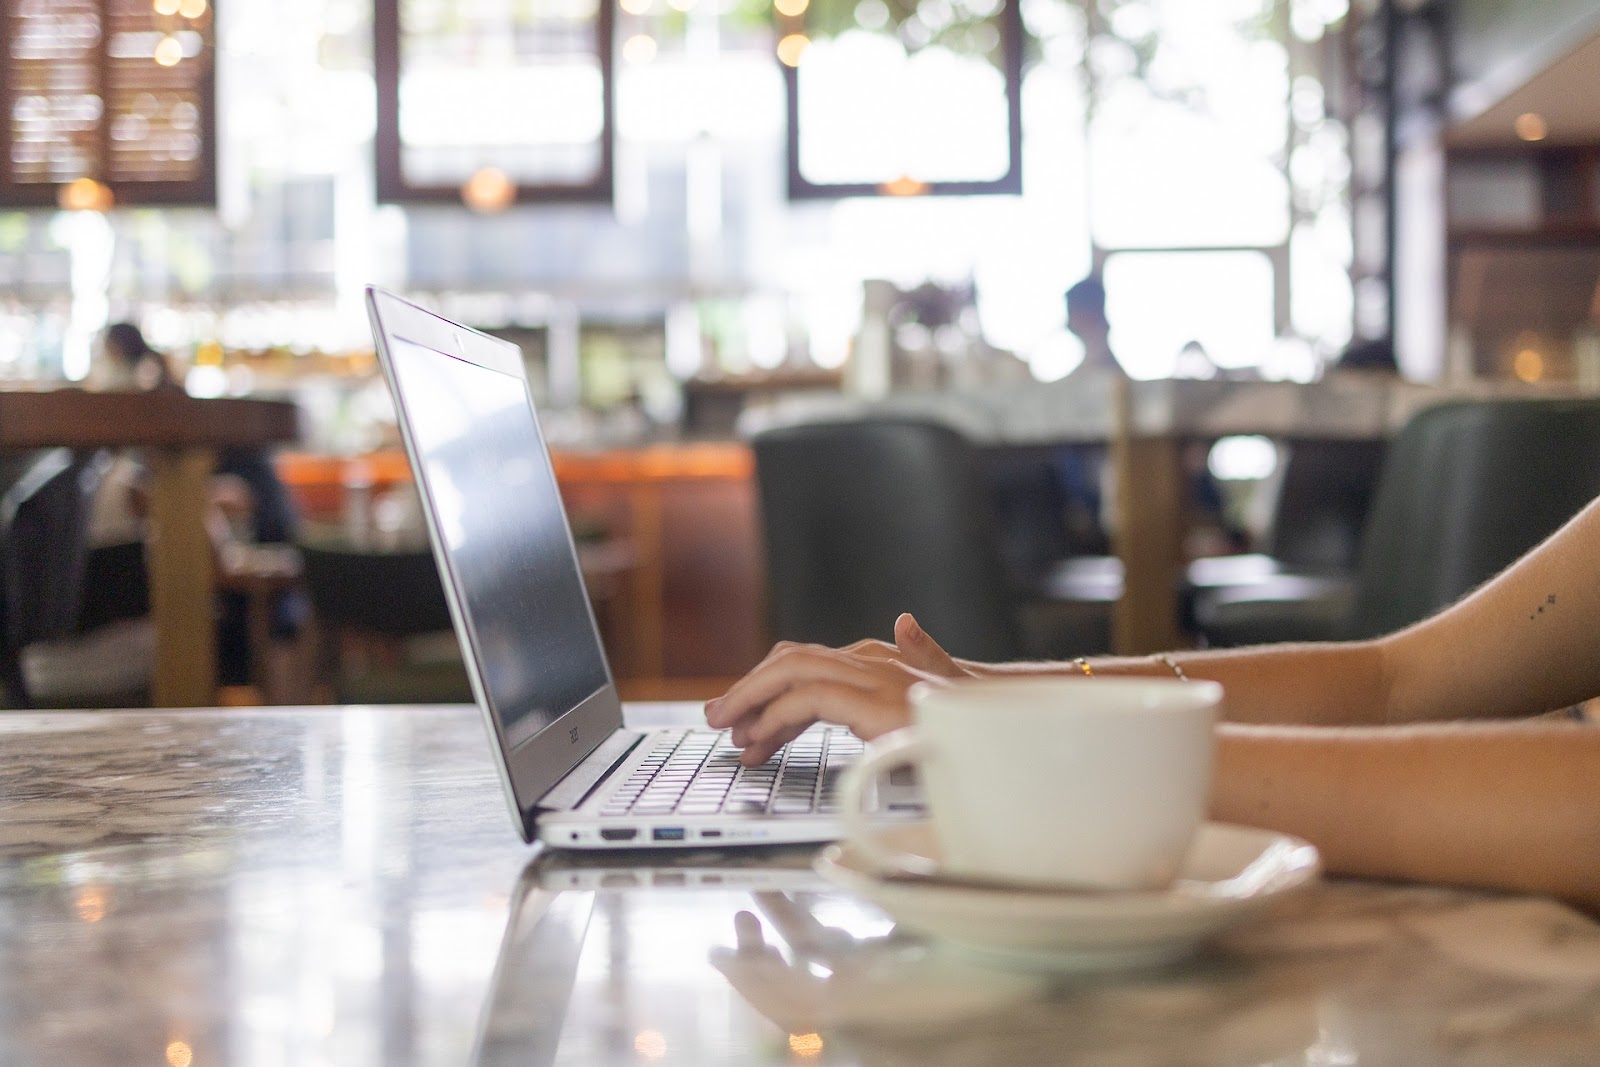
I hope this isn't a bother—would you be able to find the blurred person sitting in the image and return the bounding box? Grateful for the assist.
[1063,274,1128,380]
[1050,282,1242,559]
[1046,274,1125,556]
[96,321,183,393]
[1329,337,1402,378]
[91,321,307,690]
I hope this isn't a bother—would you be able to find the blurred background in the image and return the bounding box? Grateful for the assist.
[5,0,1600,706]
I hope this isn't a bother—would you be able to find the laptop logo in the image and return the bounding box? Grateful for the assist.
[569,727,580,744]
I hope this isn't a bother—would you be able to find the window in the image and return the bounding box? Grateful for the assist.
[374,0,615,205]
[1083,0,1353,377]
[1103,249,1276,376]
[780,0,1024,198]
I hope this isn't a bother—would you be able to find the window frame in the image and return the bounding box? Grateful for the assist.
[373,0,617,206]
[781,0,1024,200]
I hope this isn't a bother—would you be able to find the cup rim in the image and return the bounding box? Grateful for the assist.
[909,674,1223,714]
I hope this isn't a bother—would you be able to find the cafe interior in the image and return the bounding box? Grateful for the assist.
[3,0,1600,1063]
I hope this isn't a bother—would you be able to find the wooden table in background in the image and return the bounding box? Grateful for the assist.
[0,389,299,706]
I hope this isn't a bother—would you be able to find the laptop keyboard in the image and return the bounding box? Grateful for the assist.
[598,726,864,818]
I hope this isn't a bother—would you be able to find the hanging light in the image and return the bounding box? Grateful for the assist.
[622,34,658,63]
[776,33,810,66]
[57,178,115,212]
[462,168,516,213]
[154,34,184,66]
[1514,112,1548,142]
[880,175,929,196]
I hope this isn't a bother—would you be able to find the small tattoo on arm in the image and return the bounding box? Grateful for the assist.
[1530,593,1558,621]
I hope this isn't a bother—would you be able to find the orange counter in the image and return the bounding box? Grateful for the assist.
[276,444,766,699]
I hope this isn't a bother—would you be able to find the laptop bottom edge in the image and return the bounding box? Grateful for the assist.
[536,812,842,849]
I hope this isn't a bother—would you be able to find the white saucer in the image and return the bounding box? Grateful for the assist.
[814,822,1320,972]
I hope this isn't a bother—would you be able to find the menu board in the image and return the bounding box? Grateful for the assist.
[1,0,216,206]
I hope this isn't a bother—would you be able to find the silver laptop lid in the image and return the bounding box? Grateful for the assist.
[366,287,624,841]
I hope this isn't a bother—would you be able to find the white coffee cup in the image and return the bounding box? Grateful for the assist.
[837,676,1222,891]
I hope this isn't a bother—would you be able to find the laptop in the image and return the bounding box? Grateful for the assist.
[365,287,909,849]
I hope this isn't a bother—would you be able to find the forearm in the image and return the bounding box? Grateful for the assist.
[961,640,1394,727]
[1211,720,1600,911]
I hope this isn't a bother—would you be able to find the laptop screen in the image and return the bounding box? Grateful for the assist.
[386,335,610,748]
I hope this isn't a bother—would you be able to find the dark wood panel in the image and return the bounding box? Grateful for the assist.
[1,0,217,207]
[658,478,766,679]
[0,390,297,449]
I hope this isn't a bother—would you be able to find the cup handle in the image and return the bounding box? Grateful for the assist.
[837,728,933,877]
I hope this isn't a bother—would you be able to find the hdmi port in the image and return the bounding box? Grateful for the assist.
[600,828,638,841]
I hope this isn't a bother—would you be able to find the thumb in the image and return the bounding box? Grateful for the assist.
[893,613,963,678]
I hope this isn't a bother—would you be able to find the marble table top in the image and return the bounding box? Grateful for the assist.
[1,705,1598,1066]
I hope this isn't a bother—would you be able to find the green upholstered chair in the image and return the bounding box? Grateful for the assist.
[751,418,1025,662]
[1197,397,1600,647]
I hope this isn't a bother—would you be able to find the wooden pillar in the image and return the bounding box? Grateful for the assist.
[1109,379,1186,655]
[630,483,666,681]
[146,447,217,706]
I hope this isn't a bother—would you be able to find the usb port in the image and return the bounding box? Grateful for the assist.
[652,827,685,841]
[700,830,722,839]
[600,827,638,841]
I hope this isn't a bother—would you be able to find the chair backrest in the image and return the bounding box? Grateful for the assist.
[0,450,106,647]
[297,541,455,638]
[751,418,1022,660]
[1266,439,1388,571]
[1347,398,1600,639]
[0,449,106,704]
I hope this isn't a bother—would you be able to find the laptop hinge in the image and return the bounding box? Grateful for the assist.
[537,729,644,812]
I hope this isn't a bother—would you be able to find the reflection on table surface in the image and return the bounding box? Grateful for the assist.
[0,704,1597,1067]
[483,866,1600,1066]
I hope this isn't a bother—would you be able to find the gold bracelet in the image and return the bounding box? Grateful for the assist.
[1157,653,1190,682]
[1071,657,1094,677]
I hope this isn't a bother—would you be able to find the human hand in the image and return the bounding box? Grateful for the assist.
[709,894,1041,1036]
[705,613,970,766]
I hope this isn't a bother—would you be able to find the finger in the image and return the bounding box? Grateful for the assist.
[730,718,764,749]
[739,681,910,765]
[752,891,833,948]
[841,637,899,660]
[737,640,809,682]
[709,645,884,729]
[738,721,811,767]
[707,643,838,728]
[894,613,964,678]
[734,909,768,951]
